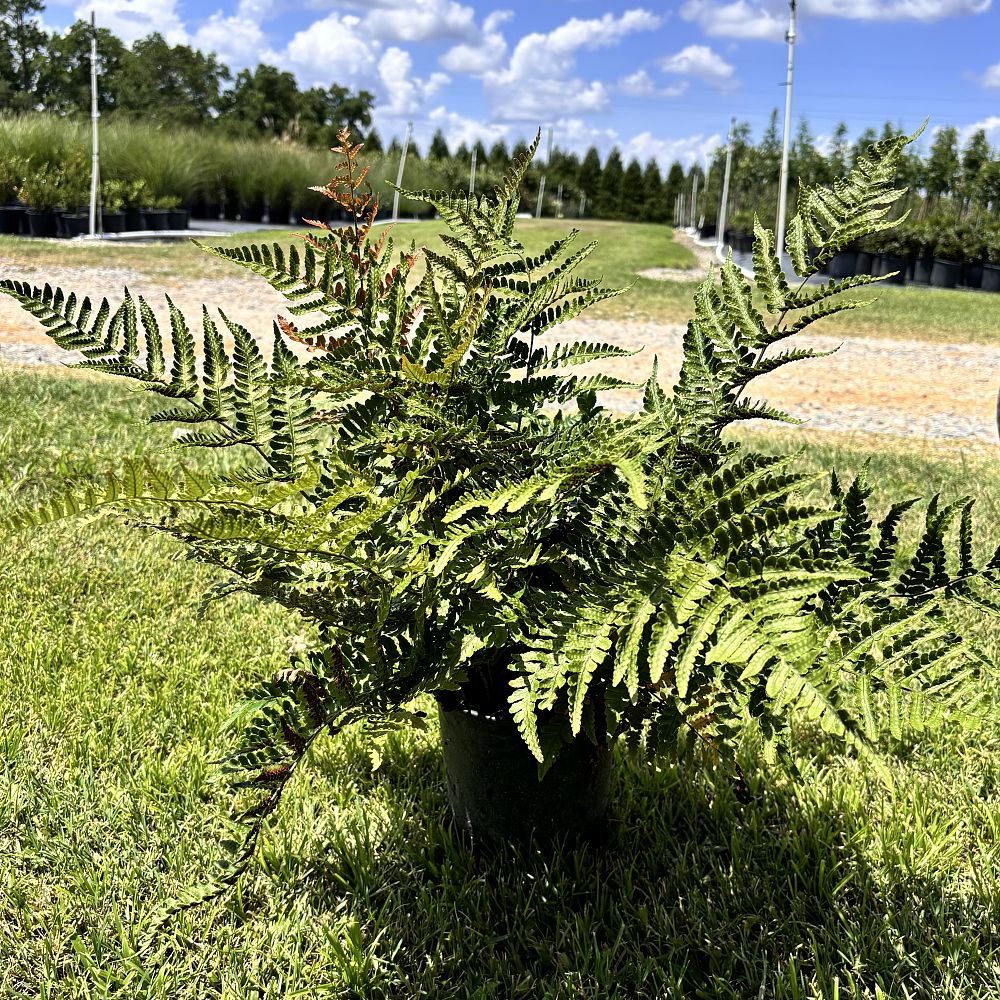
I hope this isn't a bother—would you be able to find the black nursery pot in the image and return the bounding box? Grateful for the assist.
[437,700,612,844]
[141,208,170,231]
[981,262,1000,293]
[881,253,906,285]
[101,210,126,233]
[26,209,58,238]
[60,212,90,238]
[911,256,933,286]
[124,208,143,231]
[961,262,983,289]
[0,204,25,234]
[826,250,858,279]
[168,208,189,230]
[930,258,961,289]
[855,250,873,275]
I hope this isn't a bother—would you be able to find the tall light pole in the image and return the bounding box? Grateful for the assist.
[717,116,735,260]
[775,0,797,262]
[88,11,101,237]
[391,121,413,221]
[535,126,553,219]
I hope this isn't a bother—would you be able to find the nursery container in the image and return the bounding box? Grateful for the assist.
[930,259,961,289]
[981,263,1000,293]
[141,208,170,231]
[26,209,58,238]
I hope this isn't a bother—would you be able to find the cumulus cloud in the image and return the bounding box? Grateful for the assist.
[955,115,1000,146]
[426,105,511,148]
[282,14,381,87]
[191,12,266,65]
[440,9,512,75]
[981,63,1000,87]
[619,69,689,98]
[378,47,450,115]
[660,45,737,88]
[681,0,989,40]
[365,0,478,44]
[484,9,662,120]
[623,130,723,170]
[81,0,187,44]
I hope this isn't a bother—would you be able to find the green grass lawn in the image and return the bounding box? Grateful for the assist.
[4,220,999,345]
[2,365,999,999]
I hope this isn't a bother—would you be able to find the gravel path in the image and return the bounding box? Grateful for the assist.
[2,255,998,446]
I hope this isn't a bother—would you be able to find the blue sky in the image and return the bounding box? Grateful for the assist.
[43,0,1000,170]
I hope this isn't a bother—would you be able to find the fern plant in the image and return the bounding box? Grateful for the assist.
[3,127,999,926]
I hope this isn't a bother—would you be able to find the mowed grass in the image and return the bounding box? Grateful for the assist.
[4,220,1000,345]
[2,365,1000,998]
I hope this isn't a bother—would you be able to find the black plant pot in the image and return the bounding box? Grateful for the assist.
[855,251,873,275]
[911,256,933,286]
[930,258,961,289]
[827,250,858,279]
[981,262,1000,293]
[870,253,885,276]
[881,253,906,285]
[437,700,612,844]
[0,204,24,234]
[961,262,983,289]
[124,208,143,231]
[168,208,189,230]
[238,201,264,223]
[141,208,170,231]
[102,210,126,233]
[26,209,58,238]
[699,222,717,240]
[61,212,90,238]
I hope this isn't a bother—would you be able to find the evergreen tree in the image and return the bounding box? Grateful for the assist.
[828,122,850,180]
[577,146,602,208]
[960,128,991,214]
[364,128,384,155]
[640,160,663,223]
[429,129,450,160]
[472,139,488,166]
[598,148,625,219]
[454,142,471,163]
[924,125,960,208]
[488,139,509,165]
[622,158,644,221]
[663,161,685,224]
[0,0,45,110]
[851,127,878,167]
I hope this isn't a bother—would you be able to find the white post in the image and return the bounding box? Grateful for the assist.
[391,121,412,221]
[469,144,477,197]
[579,192,586,218]
[88,11,100,237]
[556,182,563,218]
[775,0,797,262]
[690,173,699,228]
[717,116,736,259]
[535,126,553,219]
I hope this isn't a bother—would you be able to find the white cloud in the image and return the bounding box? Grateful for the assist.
[365,0,478,44]
[84,0,187,44]
[484,9,662,120]
[619,69,689,97]
[681,0,989,39]
[281,14,381,87]
[955,116,1000,147]
[623,130,723,170]
[440,9,511,75]
[981,63,1000,87]
[191,12,266,65]
[378,47,450,115]
[426,106,510,148]
[660,44,736,88]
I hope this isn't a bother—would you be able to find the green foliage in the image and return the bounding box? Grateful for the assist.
[2,124,999,936]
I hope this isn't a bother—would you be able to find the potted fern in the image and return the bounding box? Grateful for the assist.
[2,128,999,932]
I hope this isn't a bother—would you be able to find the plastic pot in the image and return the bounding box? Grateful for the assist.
[26,209,58,238]
[881,254,906,285]
[855,251,873,275]
[168,208,189,230]
[911,256,933,286]
[930,258,961,289]
[141,208,170,231]
[61,213,89,238]
[437,700,612,844]
[124,208,143,231]
[961,262,983,289]
[0,204,24,234]
[981,263,1000,293]
[699,222,717,240]
[102,210,126,233]
[827,250,858,279]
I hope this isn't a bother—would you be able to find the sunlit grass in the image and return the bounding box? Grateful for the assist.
[1,366,998,998]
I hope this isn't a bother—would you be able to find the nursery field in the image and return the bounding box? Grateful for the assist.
[1,364,999,999]
[2,219,1000,346]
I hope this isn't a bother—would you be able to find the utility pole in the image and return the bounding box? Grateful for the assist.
[717,117,736,260]
[391,121,413,222]
[88,11,101,237]
[469,144,477,197]
[535,126,553,219]
[775,0,797,262]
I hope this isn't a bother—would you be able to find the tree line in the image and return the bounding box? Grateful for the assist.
[0,0,374,145]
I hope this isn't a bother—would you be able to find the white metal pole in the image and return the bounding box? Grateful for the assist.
[775,0,797,262]
[717,117,736,259]
[535,126,553,219]
[579,192,586,218]
[690,173,699,228]
[88,11,100,237]
[391,121,412,221]
[469,144,477,197]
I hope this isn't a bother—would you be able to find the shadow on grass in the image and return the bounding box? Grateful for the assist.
[261,738,999,1000]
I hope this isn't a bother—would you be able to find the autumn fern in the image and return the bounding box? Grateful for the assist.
[1,124,998,937]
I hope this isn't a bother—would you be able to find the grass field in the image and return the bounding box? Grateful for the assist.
[4,221,999,345]
[2,365,999,999]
